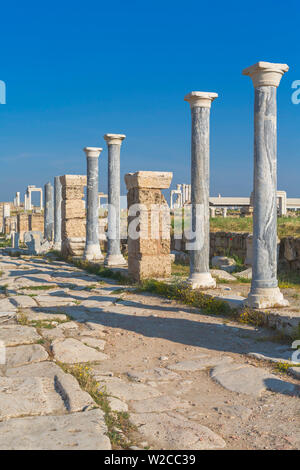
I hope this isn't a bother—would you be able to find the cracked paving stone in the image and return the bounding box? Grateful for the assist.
[168,354,232,372]
[127,367,180,383]
[51,338,108,363]
[6,344,49,367]
[0,325,40,346]
[91,375,161,401]
[130,395,190,413]
[0,409,111,450]
[130,412,226,450]
[8,295,38,308]
[211,361,299,397]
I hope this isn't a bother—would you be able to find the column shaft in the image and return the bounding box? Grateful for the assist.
[44,182,54,241]
[54,176,62,250]
[252,86,278,290]
[84,155,102,260]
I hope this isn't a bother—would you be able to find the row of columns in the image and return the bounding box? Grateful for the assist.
[186,61,289,308]
[48,134,126,266]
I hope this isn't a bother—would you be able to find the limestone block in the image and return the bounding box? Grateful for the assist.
[125,171,173,190]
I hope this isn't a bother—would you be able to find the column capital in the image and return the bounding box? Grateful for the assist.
[242,61,289,88]
[104,134,126,146]
[184,91,218,109]
[83,147,103,158]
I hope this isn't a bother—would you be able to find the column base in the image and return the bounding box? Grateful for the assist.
[187,272,216,289]
[52,242,61,251]
[245,287,289,309]
[104,254,127,267]
[83,244,104,261]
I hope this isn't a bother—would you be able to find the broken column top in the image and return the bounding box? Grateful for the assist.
[59,175,87,186]
[125,171,173,190]
[242,61,289,87]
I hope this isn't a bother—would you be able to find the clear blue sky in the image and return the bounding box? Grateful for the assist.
[1,0,300,203]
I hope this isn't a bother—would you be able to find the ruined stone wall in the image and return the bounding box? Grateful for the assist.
[17,213,29,241]
[280,237,300,272]
[60,175,87,258]
[29,214,44,233]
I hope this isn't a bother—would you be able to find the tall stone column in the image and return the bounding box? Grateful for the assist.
[83,147,103,261]
[44,182,54,241]
[104,134,126,266]
[243,61,289,308]
[184,91,218,289]
[53,176,62,250]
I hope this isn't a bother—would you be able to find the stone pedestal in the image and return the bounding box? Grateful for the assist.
[125,171,173,281]
[104,134,126,266]
[29,214,44,233]
[54,176,62,251]
[243,61,289,308]
[44,182,54,242]
[184,91,218,289]
[83,147,103,261]
[60,175,87,258]
[17,213,29,242]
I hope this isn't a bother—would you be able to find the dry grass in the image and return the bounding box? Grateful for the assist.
[209,216,300,238]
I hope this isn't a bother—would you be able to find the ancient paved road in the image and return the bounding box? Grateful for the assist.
[0,252,299,450]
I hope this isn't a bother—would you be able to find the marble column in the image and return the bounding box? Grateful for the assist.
[243,61,289,308]
[83,147,103,261]
[53,176,62,250]
[184,91,218,289]
[104,134,126,266]
[44,182,54,241]
[222,207,227,218]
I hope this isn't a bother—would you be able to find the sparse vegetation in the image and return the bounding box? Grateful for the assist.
[59,363,137,449]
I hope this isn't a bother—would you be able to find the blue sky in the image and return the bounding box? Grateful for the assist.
[1,0,300,203]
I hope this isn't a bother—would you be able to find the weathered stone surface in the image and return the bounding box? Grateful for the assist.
[0,298,16,312]
[214,404,252,420]
[40,328,65,340]
[210,269,237,281]
[211,256,237,273]
[6,344,49,367]
[51,338,108,363]
[168,354,231,372]
[211,362,298,397]
[9,295,38,308]
[130,395,189,413]
[0,376,66,419]
[127,367,180,383]
[130,412,226,450]
[0,409,111,450]
[235,268,252,279]
[108,397,128,412]
[5,361,95,412]
[93,376,161,401]
[79,336,106,350]
[21,310,68,322]
[0,325,40,346]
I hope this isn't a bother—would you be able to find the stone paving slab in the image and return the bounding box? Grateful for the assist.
[0,376,67,419]
[127,367,180,383]
[130,412,226,450]
[211,362,299,397]
[8,295,38,308]
[92,376,161,401]
[6,344,49,367]
[51,338,108,363]
[0,409,111,450]
[0,325,40,346]
[168,354,232,372]
[130,395,190,413]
